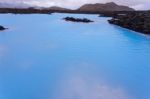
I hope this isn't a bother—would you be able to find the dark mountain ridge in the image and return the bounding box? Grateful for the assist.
[77,2,134,12]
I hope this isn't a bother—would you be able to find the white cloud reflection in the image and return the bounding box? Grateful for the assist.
[0,45,8,57]
[51,62,134,99]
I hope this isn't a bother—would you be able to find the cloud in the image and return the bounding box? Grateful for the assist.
[131,3,150,10]
[0,0,150,10]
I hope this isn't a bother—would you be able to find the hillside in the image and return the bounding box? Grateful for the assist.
[77,2,134,12]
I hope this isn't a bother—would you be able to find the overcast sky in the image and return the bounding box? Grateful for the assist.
[0,0,150,10]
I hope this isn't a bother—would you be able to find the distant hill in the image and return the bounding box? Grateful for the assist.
[0,3,70,11]
[46,6,70,11]
[0,2,136,14]
[77,2,134,12]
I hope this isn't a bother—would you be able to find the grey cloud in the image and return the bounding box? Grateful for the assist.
[0,0,150,10]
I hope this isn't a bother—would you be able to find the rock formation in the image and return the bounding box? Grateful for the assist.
[0,25,6,31]
[108,11,150,34]
[63,17,94,23]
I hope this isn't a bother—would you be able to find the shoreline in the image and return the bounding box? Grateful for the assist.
[0,8,149,35]
[108,11,150,34]
[0,8,148,15]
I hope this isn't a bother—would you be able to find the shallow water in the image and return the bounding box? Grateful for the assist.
[0,13,150,99]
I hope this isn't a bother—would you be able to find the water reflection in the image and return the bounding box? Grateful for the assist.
[52,62,133,99]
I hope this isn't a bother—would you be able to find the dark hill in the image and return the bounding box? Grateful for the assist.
[77,2,134,12]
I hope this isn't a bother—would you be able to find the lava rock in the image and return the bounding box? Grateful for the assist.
[0,25,5,31]
[64,17,94,23]
[108,11,150,34]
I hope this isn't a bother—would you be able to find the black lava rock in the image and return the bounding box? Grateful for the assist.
[64,17,94,23]
[0,25,5,31]
[108,11,150,34]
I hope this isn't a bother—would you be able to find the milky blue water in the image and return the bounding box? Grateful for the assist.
[0,13,150,99]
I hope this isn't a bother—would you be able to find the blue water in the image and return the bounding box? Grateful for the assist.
[0,13,150,99]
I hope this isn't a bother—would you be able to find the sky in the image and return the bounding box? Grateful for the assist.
[0,0,150,10]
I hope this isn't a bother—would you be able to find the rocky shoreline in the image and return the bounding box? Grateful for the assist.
[63,17,94,23]
[108,11,150,34]
[0,8,52,14]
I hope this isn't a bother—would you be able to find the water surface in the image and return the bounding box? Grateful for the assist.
[0,13,150,99]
